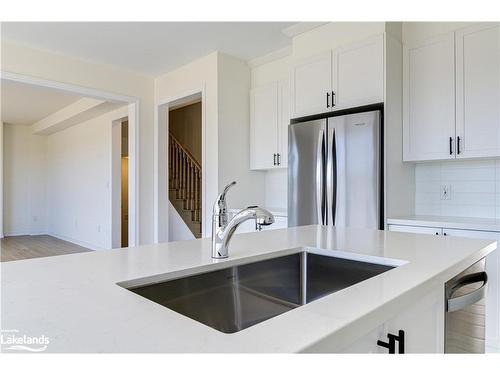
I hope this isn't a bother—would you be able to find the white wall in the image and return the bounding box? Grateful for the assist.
[384,23,416,221]
[0,121,3,238]
[217,53,266,209]
[1,41,155,245]
[155,52,266,237]
[415,160,500,219]
[47,106,128,250]
[155,52,218,237]
[3,124,48,235]
[168,201,195,242]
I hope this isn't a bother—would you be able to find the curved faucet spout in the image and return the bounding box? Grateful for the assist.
[212,199,274,259]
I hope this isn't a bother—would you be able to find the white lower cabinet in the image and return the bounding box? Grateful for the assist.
[388,223,500,352]
[388,224,442,236]
[341,288,444,353]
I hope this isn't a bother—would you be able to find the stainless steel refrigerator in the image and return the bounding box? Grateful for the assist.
[288,110,382,229]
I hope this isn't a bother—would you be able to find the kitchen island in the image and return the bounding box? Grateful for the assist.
[1,225,496,353]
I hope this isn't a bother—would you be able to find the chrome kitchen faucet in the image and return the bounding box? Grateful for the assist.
[211,181,274,259]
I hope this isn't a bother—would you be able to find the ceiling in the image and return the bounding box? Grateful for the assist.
[1,80,82,125]
[1,22,298,76]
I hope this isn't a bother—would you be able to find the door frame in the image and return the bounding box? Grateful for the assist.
[0,71,140,247]
[154,87,206,243]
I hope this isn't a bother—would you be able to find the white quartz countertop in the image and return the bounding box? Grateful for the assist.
[1,225,496,353]
[387,215,500,232]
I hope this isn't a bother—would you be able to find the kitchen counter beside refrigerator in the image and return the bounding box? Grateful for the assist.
[1,225,495,353]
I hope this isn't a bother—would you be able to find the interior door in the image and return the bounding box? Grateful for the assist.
[456,23,500,158]
[290,50,332,118]
[333,34,384,110]
[288,119,327,227]
[403,32,456,161]
[250,82,278,169]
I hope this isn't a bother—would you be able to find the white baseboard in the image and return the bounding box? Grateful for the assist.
[47,232,103,251]
[4,231,103,251]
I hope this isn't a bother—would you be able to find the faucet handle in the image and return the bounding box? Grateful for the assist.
[213,181,236,215]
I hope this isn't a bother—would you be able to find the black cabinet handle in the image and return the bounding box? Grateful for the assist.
[277,153,281,165]
[457,136,461,155]
[377,330,405,354]
[332,91,336,107]
[449,137,453,155]
[377,336,396,354]
[326,92,330,108]
[273,153,277,166]
[435,232,439,235]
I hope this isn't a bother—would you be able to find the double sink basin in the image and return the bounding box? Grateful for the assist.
[119,250,397,333]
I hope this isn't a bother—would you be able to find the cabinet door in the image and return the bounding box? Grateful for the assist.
[332,34,384,110]
[441,228,500,352]
[388,224,442,236]
[250,82,279,170]
[456,24,500,158]
[277,80,290,168]
[383,288,445,353]
[340,325,386,353]
[290,50,332,118]
[403,32,456,161]
[341,288,444,353]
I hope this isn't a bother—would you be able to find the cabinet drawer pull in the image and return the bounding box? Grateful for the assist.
[326,92,330,108]
[457,136,461,155]
[277,153,281,165]
[332,91,336,107]
[449,137,453,155]
[273,153,277,166]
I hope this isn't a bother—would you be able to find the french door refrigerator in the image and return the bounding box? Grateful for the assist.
[288,109,382,229]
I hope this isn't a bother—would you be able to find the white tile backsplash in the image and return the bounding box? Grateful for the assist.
[264,168,287,210]
[415,159,500,219]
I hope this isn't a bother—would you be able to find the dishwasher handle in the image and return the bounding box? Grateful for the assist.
[447,271,488,313]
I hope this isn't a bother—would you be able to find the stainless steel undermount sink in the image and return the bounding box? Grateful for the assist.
[120,251,396,333]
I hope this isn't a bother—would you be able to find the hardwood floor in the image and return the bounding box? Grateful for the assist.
[1,235,93,262]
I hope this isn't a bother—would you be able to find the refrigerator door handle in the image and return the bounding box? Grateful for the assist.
[331,129,337,226]
[316,129,326,225]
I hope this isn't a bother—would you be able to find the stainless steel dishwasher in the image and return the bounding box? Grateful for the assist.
[445,258,488,353]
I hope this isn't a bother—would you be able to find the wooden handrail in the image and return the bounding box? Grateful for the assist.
[169,132,201,170]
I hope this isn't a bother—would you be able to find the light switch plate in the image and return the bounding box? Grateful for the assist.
[440,184,451,200]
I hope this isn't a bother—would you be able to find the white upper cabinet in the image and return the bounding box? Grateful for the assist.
[403,32,456,161]
[290,35,384,118]
[250,80,289,170]
[403,23,500,162]
[333,34,384,110]
[250,82,279,169]
[455,24,500,159]
[290,50,332,118]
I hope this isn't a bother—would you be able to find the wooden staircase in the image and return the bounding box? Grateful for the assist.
[169,132,202,238]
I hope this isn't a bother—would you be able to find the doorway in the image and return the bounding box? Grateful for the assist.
[112,117,131,248]
[168,101,202,239]
[155,91,206,243]
[121,120,129,247]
